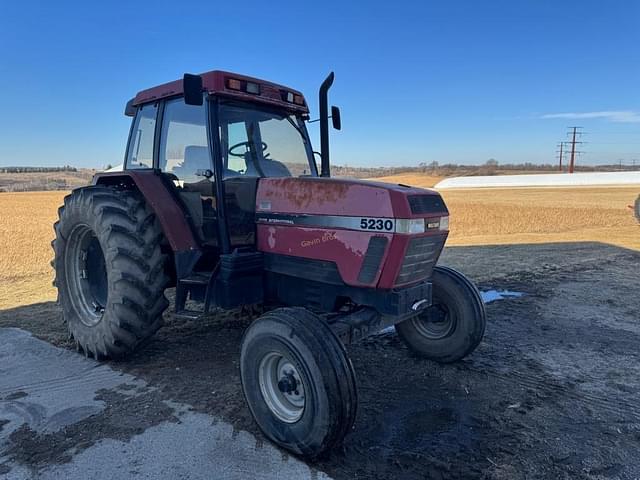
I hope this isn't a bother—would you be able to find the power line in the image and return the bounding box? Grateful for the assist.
[566,126,585,173]
[555,142,570,172]
[556,142,564,172]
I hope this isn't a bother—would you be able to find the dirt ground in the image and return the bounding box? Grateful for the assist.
[2,241,640,479]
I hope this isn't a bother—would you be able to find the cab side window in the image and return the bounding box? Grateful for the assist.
[126,103,157,169]
[159,99,209,183]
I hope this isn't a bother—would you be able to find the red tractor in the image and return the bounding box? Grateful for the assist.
[52,70,486,457]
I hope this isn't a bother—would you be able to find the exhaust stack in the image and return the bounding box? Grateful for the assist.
[319,72,334,177]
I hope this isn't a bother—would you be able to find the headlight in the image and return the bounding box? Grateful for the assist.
[439,216,449,231]
[396,219,426,234]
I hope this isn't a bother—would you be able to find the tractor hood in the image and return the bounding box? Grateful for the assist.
[254,176,449,290]
[255,177,447,219]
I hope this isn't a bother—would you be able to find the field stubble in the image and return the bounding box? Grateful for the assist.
[0,183,638,310]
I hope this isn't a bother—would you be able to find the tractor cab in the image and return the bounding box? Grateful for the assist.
[122,71,323,253]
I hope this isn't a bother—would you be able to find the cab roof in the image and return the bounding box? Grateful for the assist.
[131,70,309,114]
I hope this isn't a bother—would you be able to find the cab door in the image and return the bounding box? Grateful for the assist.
[158,98,218,247]
[218,116,259,247]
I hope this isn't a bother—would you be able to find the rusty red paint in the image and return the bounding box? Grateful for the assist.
[93,171,200,253]
[132,70,308,113]
[257,224,391,287]
[256,177,443,219]
[256,177,439,218]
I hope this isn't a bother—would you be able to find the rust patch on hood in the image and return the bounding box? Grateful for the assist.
[264,178,352,209]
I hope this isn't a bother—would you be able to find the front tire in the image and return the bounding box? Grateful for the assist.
[52,186,169,359]
[396,266,485,363]
[240,307,357,458]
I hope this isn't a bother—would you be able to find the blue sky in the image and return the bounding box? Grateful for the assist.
[1,0,638,168]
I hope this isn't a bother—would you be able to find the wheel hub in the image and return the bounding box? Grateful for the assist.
[258,353,305,423]
[277,372,299,394]
[64,224,108,326]
[412,304,456,340]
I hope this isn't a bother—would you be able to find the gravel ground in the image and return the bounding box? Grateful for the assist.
[1,241,639,479]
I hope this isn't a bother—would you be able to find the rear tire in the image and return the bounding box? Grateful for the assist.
[396,266,485,363]
[240,307,357,458]
[52,186,169,359]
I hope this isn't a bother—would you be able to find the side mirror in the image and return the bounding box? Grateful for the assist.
[331,106,341,130]
[183,73,203,106]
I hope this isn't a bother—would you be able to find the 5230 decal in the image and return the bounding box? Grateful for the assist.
[360,218,394,231]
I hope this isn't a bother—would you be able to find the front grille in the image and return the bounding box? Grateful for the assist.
[396,235,446,285]
[408,195,448,215]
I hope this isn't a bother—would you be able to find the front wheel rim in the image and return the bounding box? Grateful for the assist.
[411,304,456,340]
[258,352,306,423]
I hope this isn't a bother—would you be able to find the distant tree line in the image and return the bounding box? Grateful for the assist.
[333,160,640,178]
[0,165,77,173]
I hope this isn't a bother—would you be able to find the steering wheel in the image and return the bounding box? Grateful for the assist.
[229,141,268,158]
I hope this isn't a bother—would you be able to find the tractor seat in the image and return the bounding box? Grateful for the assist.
[173,146,210,181]
[172,146,214,198]
[261,158,291,177]
[243,154,292,178]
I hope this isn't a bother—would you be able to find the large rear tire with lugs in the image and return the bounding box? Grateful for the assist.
[396,266,486,363]
[52,186,169,359]
[240,307,358,458]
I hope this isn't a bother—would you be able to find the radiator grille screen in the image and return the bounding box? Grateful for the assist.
[396,235,446,285]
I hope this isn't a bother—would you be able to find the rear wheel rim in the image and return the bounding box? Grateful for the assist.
[258,352,306,423]
[64,224,108,327]
[411,304,456,340]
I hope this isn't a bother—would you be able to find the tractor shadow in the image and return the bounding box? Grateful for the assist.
[1,241,640,480]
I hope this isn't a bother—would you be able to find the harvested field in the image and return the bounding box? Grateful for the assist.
[442,186,640,250]
[371,173,639,249]
[0,170,94,192]
[0,191,65,309]
[369,173,443,188]
[1,184,638,310]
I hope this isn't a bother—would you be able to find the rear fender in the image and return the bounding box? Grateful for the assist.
[93,170,202,278]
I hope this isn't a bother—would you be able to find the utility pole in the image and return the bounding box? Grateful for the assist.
[567,127,584,173]
[556,142,565,172]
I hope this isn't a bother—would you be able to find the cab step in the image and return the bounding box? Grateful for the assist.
[175,271,215,315]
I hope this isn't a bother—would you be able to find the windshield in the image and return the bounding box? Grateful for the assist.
[218,101,317,178]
